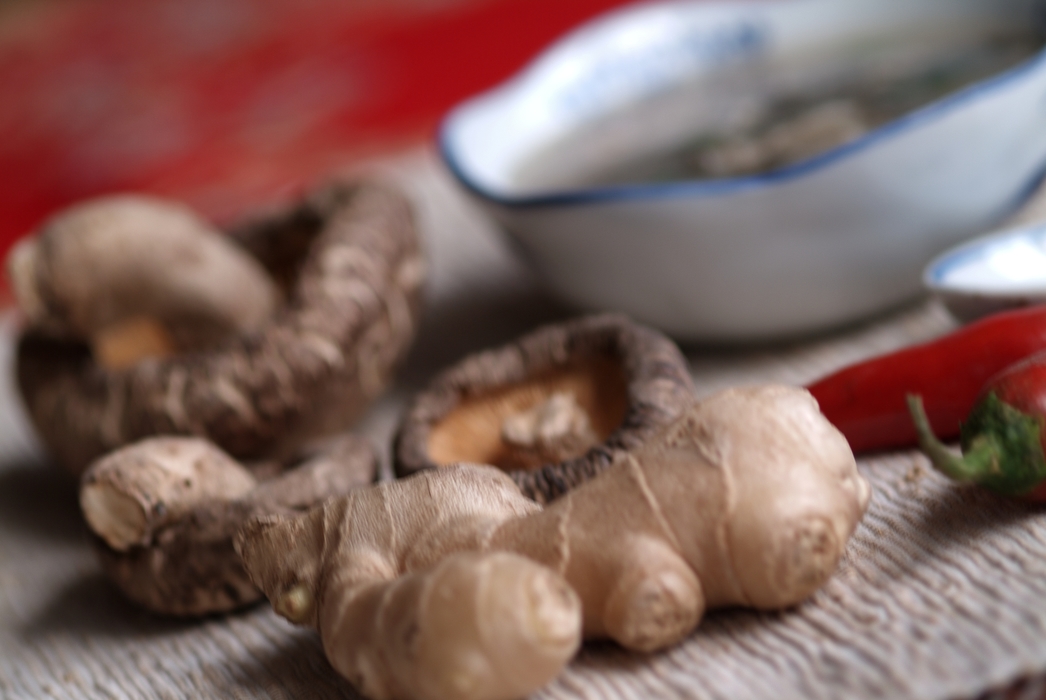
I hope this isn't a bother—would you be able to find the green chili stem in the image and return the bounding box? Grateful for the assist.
[905,394,999,483]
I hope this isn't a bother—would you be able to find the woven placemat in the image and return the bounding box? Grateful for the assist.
[2,151,1046,699]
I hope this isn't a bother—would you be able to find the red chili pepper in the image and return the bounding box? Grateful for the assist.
[907,352,1046,500]
[807,305,1046,453]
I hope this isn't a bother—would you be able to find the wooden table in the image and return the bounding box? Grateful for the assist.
[3,150,1046,700]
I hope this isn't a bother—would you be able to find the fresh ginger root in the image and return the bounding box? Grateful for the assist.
[236,385,870,700]
[237,462,581,700]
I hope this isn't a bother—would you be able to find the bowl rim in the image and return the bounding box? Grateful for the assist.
[440,17,1046,209]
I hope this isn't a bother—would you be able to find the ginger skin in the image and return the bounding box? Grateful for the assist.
[236,385,870,700]
[324,551,581,700]
[81,435,377,616]
[237,463,581,700]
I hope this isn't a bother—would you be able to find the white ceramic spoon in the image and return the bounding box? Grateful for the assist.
[924,221,1046,322]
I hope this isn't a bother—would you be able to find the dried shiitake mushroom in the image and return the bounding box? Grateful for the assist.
[83,434,378,615]
[13,179,424,476]
[393,314,695,503]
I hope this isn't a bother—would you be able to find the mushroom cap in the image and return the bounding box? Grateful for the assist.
[17,180,424,476]
[8,194,279,347]
[393,314,695,503]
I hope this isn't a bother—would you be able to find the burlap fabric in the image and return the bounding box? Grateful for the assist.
[2,151,1044,699]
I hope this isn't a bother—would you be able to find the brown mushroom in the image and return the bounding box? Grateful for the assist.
[393,314,695,503]
[7,194,281,362]
[13,179,424,476]
[82,434,377,616]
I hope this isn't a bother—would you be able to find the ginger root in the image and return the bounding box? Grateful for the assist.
[81,435,377,616]
[8,194,279,367]
[324,550,580,700]
[236,385,870,700]
[238,464,580,700]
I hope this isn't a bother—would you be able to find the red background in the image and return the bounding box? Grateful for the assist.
[0,0,635,270]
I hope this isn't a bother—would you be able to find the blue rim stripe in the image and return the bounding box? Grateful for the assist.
[440,37,1046,209]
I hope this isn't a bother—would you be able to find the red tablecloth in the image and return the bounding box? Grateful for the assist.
[0,0,633,264]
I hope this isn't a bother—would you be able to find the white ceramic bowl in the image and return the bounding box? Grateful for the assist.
[925,221,1046,322]
[440,0,1046,341]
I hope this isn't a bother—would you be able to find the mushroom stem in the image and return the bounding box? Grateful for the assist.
[501,392,599,459]
[81,438,257,551]
[82,434,379,616]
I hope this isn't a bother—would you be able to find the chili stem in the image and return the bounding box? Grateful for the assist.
[905,394,999,483]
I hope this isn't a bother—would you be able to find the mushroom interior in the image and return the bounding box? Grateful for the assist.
[427,356,628,471]
[93,208,323,369]
[94,317,179,369]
